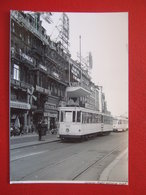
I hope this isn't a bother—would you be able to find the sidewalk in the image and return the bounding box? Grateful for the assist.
[10,133,60,150]
[99,148,128,184]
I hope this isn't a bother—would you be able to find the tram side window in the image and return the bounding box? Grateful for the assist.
[82,112,86,123]
[77,111,81,122]
[118,120,122,124]
[101,115,104,123]
[61,111,64,122]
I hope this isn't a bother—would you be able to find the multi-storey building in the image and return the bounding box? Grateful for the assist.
[10,11,69,132]
[65,58,101,111]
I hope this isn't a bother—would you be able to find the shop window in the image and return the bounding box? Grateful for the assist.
[13,64,20,81]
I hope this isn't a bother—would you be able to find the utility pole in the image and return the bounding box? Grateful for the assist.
[79,35,82,83]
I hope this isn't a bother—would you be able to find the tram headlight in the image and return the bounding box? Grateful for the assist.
[66,128,69,132]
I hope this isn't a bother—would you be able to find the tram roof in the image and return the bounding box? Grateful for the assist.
[58,106,113,117]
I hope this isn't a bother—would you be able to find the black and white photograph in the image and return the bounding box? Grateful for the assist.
[10,10,128,184]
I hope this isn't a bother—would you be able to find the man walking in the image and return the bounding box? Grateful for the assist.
[37,120,42,141]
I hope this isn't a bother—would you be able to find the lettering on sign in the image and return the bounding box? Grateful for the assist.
[44,102,56,111]
[52,72,60,79]
[44,112,57,117]
[36,85,51,95]
[10,101,30,110]
[70,64,81,82]
[39,64,47,71]
[85,103,95,110]
[21,53,33,63]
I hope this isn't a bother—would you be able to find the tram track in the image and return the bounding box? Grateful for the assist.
[12,140,127,182]
[71,142,128,181]
[10,132,128,182]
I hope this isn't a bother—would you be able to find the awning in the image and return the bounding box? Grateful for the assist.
[66,86,91,97]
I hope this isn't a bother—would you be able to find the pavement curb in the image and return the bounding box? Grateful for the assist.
[99,148,128,182]
[10,139,60,150]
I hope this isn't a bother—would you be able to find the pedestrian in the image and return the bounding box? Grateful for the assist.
[50,121,54,134]
[20,124,23,135]
[37,120,42,141]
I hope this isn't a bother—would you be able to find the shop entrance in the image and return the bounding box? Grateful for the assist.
[50,117,56,130]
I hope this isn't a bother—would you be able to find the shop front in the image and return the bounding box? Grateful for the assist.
[10,101,31,133]
[44,101,58,132]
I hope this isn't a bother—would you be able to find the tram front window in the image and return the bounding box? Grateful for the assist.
[65,111,72,122]
[60,111,81,123]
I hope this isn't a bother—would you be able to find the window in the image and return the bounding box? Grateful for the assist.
[118,120,122,124]
[77,111,81,122]
[54,84,57,95]
[61,111,65,122]
[101,115,104,123]
[13,64,20,81]
[66,111,72,122]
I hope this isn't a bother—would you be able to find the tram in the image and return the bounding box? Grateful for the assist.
[58,106,113,141]
[113,116,128,132]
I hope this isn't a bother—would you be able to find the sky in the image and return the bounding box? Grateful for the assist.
[41,12,128,117]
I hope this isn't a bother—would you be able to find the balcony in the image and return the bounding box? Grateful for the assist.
[11,78,20,87]
[32,46,43,56]
[11,78,33,92]
[11,48,35,67]
[66,82,91,97]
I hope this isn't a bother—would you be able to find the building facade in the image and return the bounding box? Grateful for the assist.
[10,11,69,133]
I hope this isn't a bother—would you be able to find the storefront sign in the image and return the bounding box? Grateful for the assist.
[85,103,95,110]
[70,64,81,82]
[44,102,56,111]
[44,112,57,118]
[21,81,31,89]
[39,64,47,72]
[21,53,33,63]
[52,72,60,80]
[10,101,30,110]
[36,85,51,95]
